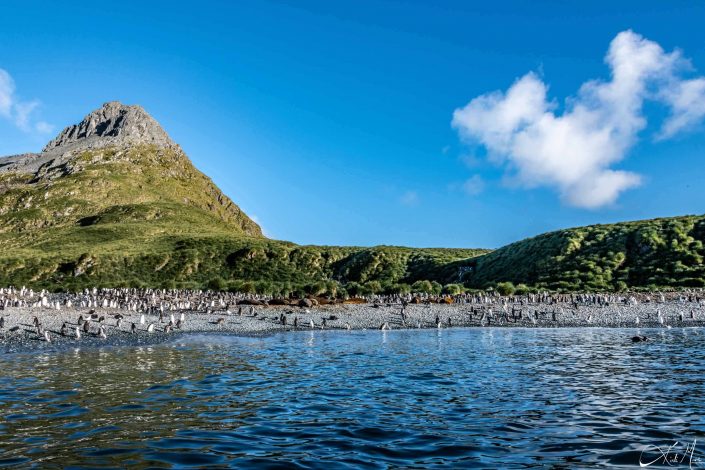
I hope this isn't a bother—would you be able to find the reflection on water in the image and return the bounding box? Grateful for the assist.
[1,328,704,468]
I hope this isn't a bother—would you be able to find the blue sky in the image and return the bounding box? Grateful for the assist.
[0,1,704,248]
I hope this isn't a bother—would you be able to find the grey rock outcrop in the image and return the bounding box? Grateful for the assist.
[43,101,174,152]
[0,101,176,176]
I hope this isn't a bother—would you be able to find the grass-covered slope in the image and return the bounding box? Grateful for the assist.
[0,145,484,293]
[457,215,705,292]
[0,144,261,239]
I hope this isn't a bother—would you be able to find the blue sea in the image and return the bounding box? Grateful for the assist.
[1,328,704,468]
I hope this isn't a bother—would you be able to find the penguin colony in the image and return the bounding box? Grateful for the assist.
[0,286,703,349]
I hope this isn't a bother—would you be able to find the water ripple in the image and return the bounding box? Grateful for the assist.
[0,328,704,468]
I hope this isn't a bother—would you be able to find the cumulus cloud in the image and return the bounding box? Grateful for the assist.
[0,68,53,134]
[452,30,705,209]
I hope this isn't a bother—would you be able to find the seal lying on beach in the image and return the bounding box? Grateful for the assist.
[631,335,648,343]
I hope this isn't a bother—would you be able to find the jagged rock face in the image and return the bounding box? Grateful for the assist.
[43,101,175,153]
[0,101,177,176]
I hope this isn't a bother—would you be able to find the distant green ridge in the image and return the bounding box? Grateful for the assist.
[456,215,705,292]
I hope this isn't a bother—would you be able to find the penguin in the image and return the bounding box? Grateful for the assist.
[116,318,122,329]
[83,320,90,334]
[147,323,155,333]
[78,315,84,325]
[75,326,81,340]
[131,323,137,334]
[140,314,145,325]
[631,335,648,343]
[176,319,182,329]
[0,316,4,329]
[164,324,172,333]
[345,322,351,330]
[44,330,51,343]
[99,326,107,339]
[309,319,315,329]
[216,318,225,327]
[33,316,40,328]
[180,312,185,323]
[60,322,68,337]
[98,316,105,324]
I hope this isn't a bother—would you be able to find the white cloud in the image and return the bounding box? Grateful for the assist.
[13,100,39,132]
[35,121,54,134]
[452,30,705,209]
[0,69,14,117]
[463,175,485,196]
[0,68,52,134]
[399,190,419,206]
[658,77,705,139]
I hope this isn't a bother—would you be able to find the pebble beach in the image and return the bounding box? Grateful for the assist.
[2,296,704,353]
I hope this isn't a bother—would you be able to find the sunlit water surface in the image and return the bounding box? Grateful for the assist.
[1,328,704,468]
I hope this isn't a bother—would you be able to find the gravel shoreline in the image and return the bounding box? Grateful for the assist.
[2,299,704,354]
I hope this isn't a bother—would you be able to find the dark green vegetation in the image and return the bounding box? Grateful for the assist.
[1,143,702,294]
[455,215,705,292]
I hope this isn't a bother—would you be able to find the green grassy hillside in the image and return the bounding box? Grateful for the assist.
[0,145,484,294]
[455,215,705,292]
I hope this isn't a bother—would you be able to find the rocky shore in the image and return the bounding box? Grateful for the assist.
[2,298,704,353]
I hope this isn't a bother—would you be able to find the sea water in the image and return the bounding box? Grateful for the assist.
[1,328,704,468]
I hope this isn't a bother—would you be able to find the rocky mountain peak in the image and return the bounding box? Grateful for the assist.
[42,101,174,153]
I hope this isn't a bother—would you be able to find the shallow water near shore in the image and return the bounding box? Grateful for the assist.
[1,328,704,468]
